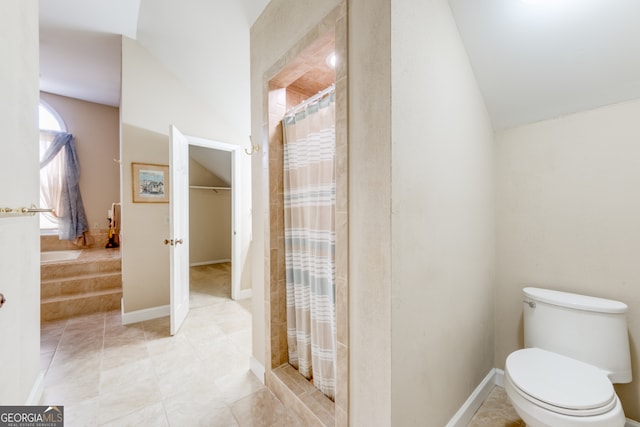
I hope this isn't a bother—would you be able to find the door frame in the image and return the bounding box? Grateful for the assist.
[183,134,242,300]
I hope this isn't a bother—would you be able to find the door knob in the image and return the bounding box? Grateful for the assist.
[163,239,183,246]
[0,293,6,309]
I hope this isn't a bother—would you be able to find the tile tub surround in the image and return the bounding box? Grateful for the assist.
[41,250,82,263]
[41,229,112,251]
[39,265,303,427]
[40,248,122,321]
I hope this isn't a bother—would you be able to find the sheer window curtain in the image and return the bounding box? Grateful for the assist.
[39,131,63,228]
[283,90,337,400]
[40,131,93,247]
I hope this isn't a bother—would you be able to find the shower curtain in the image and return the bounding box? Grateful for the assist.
[283,89,337,400]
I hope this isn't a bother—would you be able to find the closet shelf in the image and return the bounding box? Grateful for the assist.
[189,185,230,191]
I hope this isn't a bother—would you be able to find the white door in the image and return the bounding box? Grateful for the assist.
[169,125,190,335]
[0,1,41,403]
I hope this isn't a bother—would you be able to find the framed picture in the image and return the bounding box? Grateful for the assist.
[132,162,170,203]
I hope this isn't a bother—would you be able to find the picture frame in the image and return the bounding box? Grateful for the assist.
[131,162,170,203]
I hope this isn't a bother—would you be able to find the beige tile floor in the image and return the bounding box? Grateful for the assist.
[39,263,303,427]
[40,262,524,427]
[467,387,525,427]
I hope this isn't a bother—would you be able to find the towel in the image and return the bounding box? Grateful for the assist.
[74,231,95,248]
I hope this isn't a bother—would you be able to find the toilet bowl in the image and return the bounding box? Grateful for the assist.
[504,287,631,427]
[505,348,626,427]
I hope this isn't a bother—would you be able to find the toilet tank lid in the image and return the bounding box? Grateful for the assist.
[523,287,627,314]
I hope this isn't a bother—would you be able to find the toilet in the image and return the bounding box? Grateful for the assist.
[504,287,632,427]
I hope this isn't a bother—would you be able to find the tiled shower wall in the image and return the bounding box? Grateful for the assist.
[262,3,348,426]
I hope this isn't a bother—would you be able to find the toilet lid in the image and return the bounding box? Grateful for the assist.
[506,348,615,413]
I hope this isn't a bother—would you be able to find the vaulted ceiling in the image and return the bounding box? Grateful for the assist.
[449,0,640,129]
[39,0,640,131]
[39,0,269,135]
[39,0,139,107]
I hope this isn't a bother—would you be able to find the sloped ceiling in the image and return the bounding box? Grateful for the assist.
[39,0,640,131]
[449,0,640,129]
[39,0,140,107]
[190,145,231,187]
[38,0,269,132]
[135,0,269,135]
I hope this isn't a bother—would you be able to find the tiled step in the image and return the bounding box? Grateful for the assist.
[40,249,122,321]
[41,272,122,299]
[41,258,121,281]
[41,290,122,321]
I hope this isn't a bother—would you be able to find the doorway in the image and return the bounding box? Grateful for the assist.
[185,136,242,300]
[169,127,243,334]
[189,145,233,307]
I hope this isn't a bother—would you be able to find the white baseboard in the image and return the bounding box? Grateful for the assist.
[494,368,504,387]
[121,303,170,325]
[250,357,265,384]
[26,372,45,405]
[451,368,640,427]
[235,288,252,300]
[190,259,231,267]
[445,368,497,427]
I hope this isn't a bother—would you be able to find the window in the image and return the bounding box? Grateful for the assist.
[39,101,66,231]
[39,102,65,132]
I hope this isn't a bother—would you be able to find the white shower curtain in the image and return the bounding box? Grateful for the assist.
[283,88,337,400]
[40,130,64,227]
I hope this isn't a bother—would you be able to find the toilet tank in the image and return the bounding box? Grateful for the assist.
[523,287,632,383]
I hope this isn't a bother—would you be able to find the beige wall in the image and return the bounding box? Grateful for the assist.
[189,158,231,264]
[496,99,640,420]
[348,0,393,423]
[121,36,252,312]
[120,124,170,311]
[189,189,231,264]
[252,0,494,425]
[0,0,41,404]
[390,0,496,425]
[40,92,120,236]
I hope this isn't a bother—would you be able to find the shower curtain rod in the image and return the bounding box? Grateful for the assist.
[285,83,335,117]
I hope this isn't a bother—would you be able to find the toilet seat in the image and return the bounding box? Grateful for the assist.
[506,348,617,417]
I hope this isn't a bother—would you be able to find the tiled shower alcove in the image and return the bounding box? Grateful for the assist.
[262,3,349,426]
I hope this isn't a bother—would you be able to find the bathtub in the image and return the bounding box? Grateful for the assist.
[40,250,82,263]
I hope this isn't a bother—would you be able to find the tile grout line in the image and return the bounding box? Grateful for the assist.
[39,264,290,426]
[98,311,106,398]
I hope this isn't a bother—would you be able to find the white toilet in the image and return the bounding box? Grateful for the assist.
[504,287,632,427]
